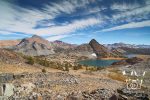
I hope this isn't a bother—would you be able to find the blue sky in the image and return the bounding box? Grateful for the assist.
[0,0,150,44]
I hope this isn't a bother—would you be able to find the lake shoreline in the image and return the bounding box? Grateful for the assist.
[97,57,126,60]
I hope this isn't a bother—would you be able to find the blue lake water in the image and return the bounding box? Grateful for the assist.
[79,59,119,67]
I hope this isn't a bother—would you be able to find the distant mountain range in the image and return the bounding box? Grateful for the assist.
[105,42,150,49]
[0,35,150,57]
[1,37,150,49]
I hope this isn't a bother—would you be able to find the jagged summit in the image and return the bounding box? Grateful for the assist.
[89,39,110,58]
[32,34,40,37]
[89,39,97,43]
[89,39,123,59]
[31,35,44,39]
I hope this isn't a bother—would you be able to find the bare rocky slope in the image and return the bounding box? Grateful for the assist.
[13,35,55,56]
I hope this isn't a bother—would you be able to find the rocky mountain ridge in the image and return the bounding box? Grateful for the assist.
[105,42,150,49]
[0,36,124,58]
[1,35,149,57]
[13,35,55,56]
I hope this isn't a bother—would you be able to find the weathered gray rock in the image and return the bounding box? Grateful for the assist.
[82,88,116,100]
[67,92,82,100]
[117,88,149,100]
[0,73,14,83]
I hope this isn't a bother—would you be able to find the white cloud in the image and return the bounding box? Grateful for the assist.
[1,0,149,42]
[102,20,150,32]
[113,5,150,19]
[0,31,13,35]
[2,17,101,36]
[36,17,101,35]
[111,2,140,11]
[46,34,70,41]
[145,0,150,5]
[110,2,150,24]
[0,0,101,38]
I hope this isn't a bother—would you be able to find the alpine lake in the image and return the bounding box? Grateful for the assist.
[78,59,119,67]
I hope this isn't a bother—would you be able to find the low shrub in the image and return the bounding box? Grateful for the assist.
[26,56,34,65]
[73,64,82,70]
[108,72,126,82]
[42,68,46,73]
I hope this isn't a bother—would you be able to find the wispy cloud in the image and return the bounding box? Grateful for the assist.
[0,31,14,35]
[35,18,101,35]
[0,0,101,40]
[0,0,150,43]
[110,1,150,24]
[46,34,70,41]
[102,20,150,32]
[111,2,140,11]
[145,0,150,4]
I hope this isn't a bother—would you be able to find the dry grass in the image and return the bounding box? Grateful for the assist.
[0,62,62,74]
[107,68,127,82]
[136,55,150,61]
[0,62,41,74]
[107,72,127,82]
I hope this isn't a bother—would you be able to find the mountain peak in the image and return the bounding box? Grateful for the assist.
[14,35,54,56]
[89,39,122,58]
[32,35,43,39]
[90,39,97,42]
[89,39,100,45]
[54,40,63,43]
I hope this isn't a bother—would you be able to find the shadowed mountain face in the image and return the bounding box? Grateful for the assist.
[74,44,93,52]
[89,39,110,58]
[89,39,123,59]
[14,35,55,56]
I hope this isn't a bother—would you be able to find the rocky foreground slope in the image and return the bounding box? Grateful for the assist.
[0,62,149,100]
